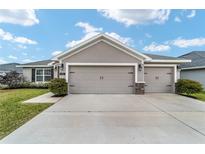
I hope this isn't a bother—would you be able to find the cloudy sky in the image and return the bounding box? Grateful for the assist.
[0,9,204,64]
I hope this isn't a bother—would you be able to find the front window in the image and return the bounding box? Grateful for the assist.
[36,68,52,82]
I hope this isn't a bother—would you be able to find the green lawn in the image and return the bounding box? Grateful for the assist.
[0,89,53,140]
[190,91,205,101]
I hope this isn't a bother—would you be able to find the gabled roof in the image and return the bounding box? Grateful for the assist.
[55,33,152,61]
[17,60,55,67]
[144,53,191,63]
[145,53,186,60]
[179,51,205,69]
[0,63,22,73]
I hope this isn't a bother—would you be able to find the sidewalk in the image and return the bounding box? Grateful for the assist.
[24,92,63,104]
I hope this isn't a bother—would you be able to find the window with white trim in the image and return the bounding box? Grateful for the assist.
[36,68,52,82]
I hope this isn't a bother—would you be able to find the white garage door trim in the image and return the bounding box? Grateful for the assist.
[144,64,177,83]
[65,63,139,83]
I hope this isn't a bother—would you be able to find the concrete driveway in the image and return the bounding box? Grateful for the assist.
[1,94,205,144]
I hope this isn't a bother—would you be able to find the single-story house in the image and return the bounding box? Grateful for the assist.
[179,51,205,89]
[17,34,190,94]
[0,63,23,76]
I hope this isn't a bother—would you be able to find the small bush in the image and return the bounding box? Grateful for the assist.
[49,78,67,96]
[0,84,9,89]
[175,79,203,95]
[29,82,49,89]
[0,82,49,89]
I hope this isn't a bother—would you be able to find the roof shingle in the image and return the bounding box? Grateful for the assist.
[21,60,54,66]
[179,51,205,68]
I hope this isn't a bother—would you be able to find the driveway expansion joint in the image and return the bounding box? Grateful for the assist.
[147,101,205,137]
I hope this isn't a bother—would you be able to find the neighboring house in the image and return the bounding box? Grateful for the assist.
[179,51,205,89]
[17,60,55,82]
[17,34,190,94]
[0,63,23,76]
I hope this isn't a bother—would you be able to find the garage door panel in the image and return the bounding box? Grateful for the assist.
[69,66,134,94]
[144,67,173,93]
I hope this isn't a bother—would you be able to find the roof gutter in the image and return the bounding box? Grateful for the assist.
[181,66,205,70]
[16,65,52,68]
[145,59,191,63]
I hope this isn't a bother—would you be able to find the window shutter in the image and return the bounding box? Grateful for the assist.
[32,68,35,82]
[51,68,54,79]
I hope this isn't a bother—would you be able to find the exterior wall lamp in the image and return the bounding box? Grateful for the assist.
[138,64,143,71]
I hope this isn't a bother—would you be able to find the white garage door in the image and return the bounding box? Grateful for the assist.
[69,66,134,94]
[144,67,174,93]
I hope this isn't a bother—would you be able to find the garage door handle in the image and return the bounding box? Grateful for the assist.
[128,85,134,87]
[69,85,75,87]
[166,85,172,87]
[128,72,134,74]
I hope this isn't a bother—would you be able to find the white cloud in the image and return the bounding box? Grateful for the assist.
[145,33,152,38]
[187,10,196,18]
[0,9,39,26]
[22,59,33,63]
[17,44,27,49]
[66,22,132,48]
[0,28,37,45]
[14,37,37,45]
[66,22,102,48]
[76,22,103,33]
[22,52,28,56]
[174,16,181,22]
[98,9,171,26]
[52,50,62,56]
[0,58,7,64]
[0,45,2,49]
[143,42,170,52]
[105,32,133,45]
[8,55,17,60]
[171,37,205,48]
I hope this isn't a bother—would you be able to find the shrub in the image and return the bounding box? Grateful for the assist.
[29,82,49,89]
[0,84,9,89]
[0,81,49,89]
[0,71,23,88]
[175,79,203,95]
[49,78,67,96]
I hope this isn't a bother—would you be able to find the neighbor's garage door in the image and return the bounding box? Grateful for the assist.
[69,66,134,94]
[144,67,174,93]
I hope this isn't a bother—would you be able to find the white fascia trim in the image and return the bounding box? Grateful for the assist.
[16,65,52,68]
[144,64,177,67]
[144,64,178,83]
[181,66,205,70]
[135,64,138,83]
[56,33,151,61]
[66,63,138,66]
[48,61,58,66]
[146,59,191,63]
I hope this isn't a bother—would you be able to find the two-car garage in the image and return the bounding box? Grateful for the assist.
[68,65,174,94]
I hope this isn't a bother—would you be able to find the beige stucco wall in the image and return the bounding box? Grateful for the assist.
[59,41,144,82]
[62,42,141,63]
[23,68,32,82]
